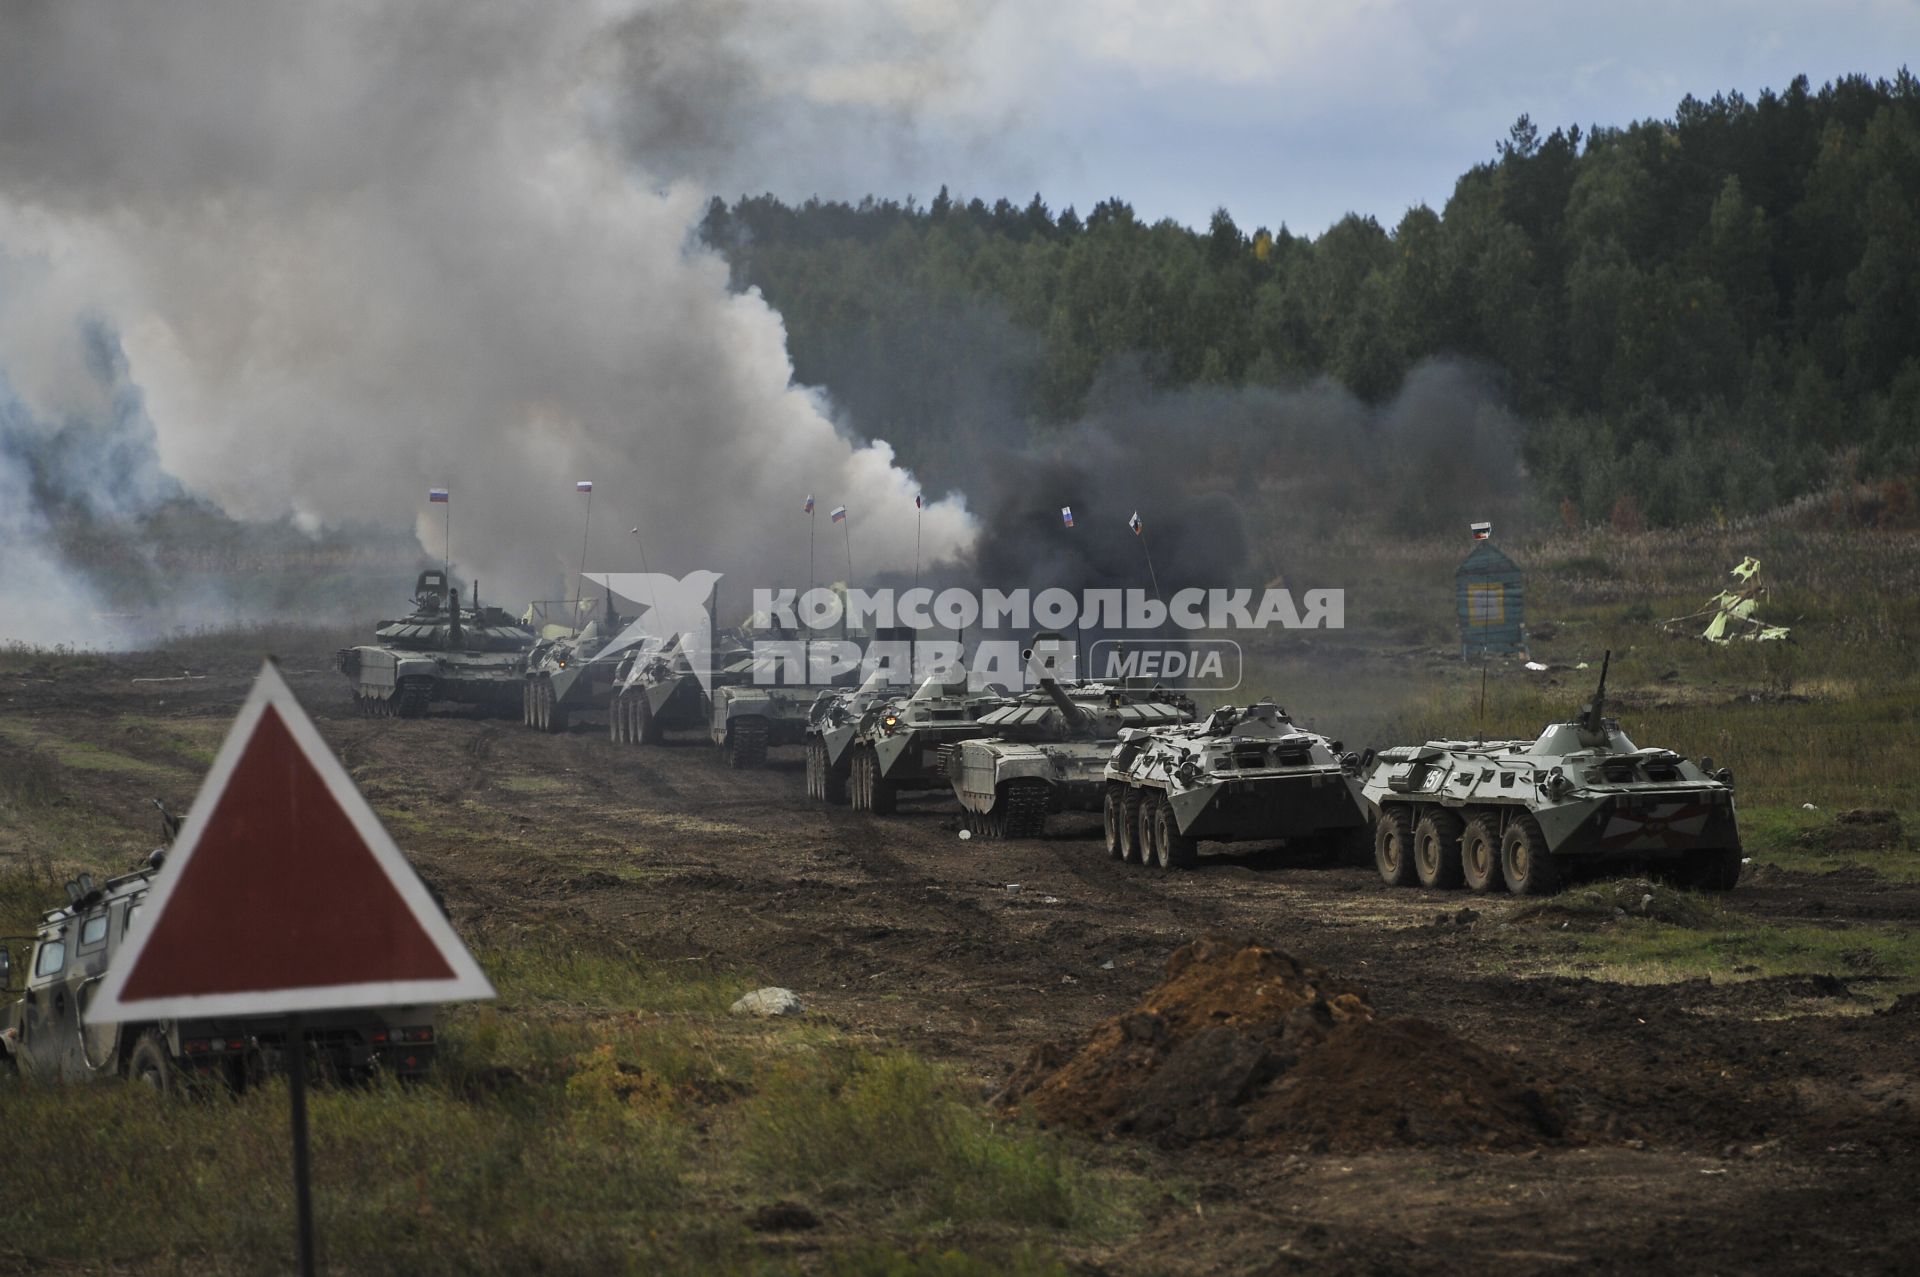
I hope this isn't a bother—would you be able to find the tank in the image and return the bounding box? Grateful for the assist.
[1357,652,1744,895]
[336,570,533,717]
[707,642,847,768]
[1101,700,1370,870]
[521,592,641,732]
[823,668,1006,812]
[948,666,1193,840]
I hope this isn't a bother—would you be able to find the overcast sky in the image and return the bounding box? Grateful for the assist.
[670,0,1920,234]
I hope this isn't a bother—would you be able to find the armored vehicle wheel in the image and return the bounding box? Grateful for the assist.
[610,698,625,743]
[1001,780,1050,838]
[1120,789,1146,864]
[804,739,822,798]
[867,752,898,815]
[1460,815,1506,893]
[1154,800,1199,870]
[1414,810,1465,890]
[1500,815,1560,896]
[1102,785,1127,860]
[637,696,662,744]
[1374,807,1417,886]
[850,749,872,810]
[127,1031,174,1094]
[727,720,770,769]
[522,682,534,727]
[1138,792,1162,866]
[1669,847,1743,892]
[823,753,849,806]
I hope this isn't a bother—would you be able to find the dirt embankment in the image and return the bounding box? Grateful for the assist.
[1004,936,1568,1153]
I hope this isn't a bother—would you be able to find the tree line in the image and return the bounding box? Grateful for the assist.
[702,72,1920,531]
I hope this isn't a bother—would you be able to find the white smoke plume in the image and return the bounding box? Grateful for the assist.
[0,0,976,631]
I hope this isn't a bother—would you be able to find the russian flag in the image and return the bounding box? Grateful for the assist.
[576,480,593,494]
[804,494,815,514]
[1060,506,1074,528]
[428,488,449,504]
[1128,511,1143,535]
[830,505,847,523]
[1470,521,1491,541]
[915,493,923,510]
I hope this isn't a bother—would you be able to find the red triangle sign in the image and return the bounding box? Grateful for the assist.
[91,660,494,1021]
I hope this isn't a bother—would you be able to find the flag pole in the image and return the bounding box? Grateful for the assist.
[443,492,451,594]
[842,514,853,584]
[809,507,816,594]
[573,486,593,635]
[914,499,922,591]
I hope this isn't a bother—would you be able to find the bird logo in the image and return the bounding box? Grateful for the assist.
[585,570,724,694]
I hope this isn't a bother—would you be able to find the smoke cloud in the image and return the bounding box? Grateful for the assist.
[0,0,976,641]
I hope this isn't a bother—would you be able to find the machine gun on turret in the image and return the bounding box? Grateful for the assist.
[1578,649,1612,739]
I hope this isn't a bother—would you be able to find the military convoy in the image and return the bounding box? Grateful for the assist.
[1357,654,1744,895]
[0,853,437,1091]
[336,570,533,717]
[1103,700,1370,869]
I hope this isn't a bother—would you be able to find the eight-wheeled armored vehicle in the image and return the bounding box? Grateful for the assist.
[1,852,437,1092]
[1358,653,1743,895]
[1102,699,1369,870]
[827,668,1005,812]
[522,594,640,732]
[336,570,533,717]
[607,629,751,745]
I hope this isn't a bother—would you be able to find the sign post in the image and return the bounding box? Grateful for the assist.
[89,660,495,1276]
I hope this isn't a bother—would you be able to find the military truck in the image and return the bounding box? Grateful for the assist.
[0,851,436,1091]
[1357,653,1744,895]
[522,593,640,732]
[948,657,1193,839]
[336,570,533,717]
[827,669,1005,812]
[1102,699,1369,870]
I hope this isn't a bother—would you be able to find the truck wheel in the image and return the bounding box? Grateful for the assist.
[127,1031,174,1095]
[1414,810,1465,890]
[1673,847,1743,892]
[1460,815,1506,893]
[1154,800,1199,870]
[1374,807,1417,886]
[1102,785,1126,860]
[1120,789,1145,864]
[1500,815,1561,896]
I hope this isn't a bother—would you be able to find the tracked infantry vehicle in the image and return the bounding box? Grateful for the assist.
[336,570,532,717]
[1358,653,1743,895]
[948,653,1192,839]
[1102,700,1369,870]
[1,837,436,1091]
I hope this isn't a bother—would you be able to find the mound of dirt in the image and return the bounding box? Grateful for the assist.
[1509,877,1718,928]
[1799,809,1904,852]
[1002,937,1567,1153]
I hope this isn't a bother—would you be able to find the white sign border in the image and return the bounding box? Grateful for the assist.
[89,659,495,1023]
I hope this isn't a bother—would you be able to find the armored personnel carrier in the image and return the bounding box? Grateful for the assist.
[1358,653,1743,895]
[1102,700,1369,870]
[804,669,901,803]
[521,593,639,732]
[825,668,1005,812]
[336,570,533,717]
[947,669,1192,839]
[607,629,751,745]
[1,848,437,1091]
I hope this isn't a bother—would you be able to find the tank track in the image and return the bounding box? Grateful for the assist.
[727,719,769,768]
